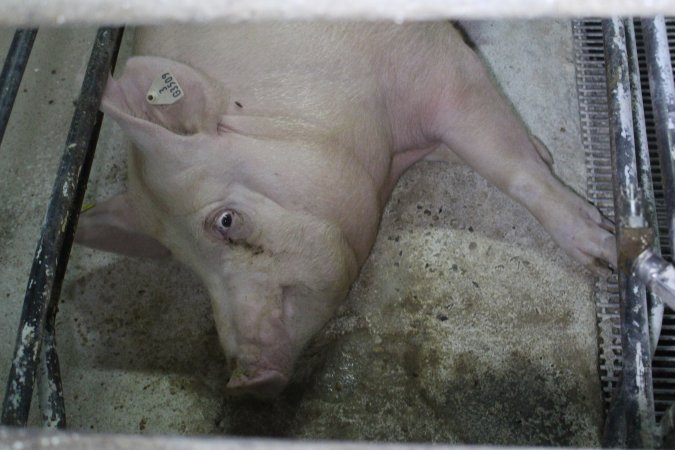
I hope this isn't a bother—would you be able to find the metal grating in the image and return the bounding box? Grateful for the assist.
[573,18,675,421]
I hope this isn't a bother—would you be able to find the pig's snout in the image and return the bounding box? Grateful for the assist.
[223,339,293,398]
[225,362,290,398]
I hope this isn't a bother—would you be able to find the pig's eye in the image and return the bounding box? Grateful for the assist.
[219,212,233,228]
[207,208,244,241]
[213,210,235,238]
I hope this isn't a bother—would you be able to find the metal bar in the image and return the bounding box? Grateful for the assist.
[642,16,675,259]
[0,28,37,147]
[635,249,675,310]
[602,17,657,448]
[625,16,664,356]
[4,0,675,26]
[1,27,124,427]
[625,19,664,355]
[37,303,66,428]
[6,427,510,450]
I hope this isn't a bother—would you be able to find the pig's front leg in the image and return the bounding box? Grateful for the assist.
[428,43,617,273]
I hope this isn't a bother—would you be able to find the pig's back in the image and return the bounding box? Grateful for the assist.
[132,22,465,194]
[134,23,379,107]
[133,22,460,119]
[134,23,393,138]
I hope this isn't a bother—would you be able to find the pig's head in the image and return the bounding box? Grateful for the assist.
[76,56,381,397]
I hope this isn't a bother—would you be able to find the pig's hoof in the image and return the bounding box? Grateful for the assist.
[541,194,617,275]
[225,370,289,398]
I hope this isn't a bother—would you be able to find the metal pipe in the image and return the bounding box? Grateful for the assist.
[5,427,501,450]
[37,302,66,428]
[625,19,664,356]
[602,17,657,448]
[642,16,675,260]
[2,0,675,27]
[0,29,37,147]
[1,27,124,427]
[635,250,675,310]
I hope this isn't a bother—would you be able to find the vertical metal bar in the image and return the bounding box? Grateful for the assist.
[642,16,675,259]
[602,17,657,448]
[37,304,66,428]
[1,27,124,427]
[625,19,664,355]
[0,28,37,147]
[636,18,675,430]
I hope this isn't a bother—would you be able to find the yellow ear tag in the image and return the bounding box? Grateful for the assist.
[146,71,184,105]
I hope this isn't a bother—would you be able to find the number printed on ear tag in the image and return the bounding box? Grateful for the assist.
[146,70,184,105]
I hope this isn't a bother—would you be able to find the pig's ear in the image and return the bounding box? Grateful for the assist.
[75,194,171,258]
[102,56,229,136]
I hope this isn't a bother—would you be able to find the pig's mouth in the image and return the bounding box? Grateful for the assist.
[225,367,290,398]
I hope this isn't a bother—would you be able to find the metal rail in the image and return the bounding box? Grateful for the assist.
[638,18,675,445]
[625,18,665,354]
[597,15,675,448]
[0,29,37,146]
[1,27,124,428]
[602,17,657,448]
[642,17,675,260]
[2,0,675,26]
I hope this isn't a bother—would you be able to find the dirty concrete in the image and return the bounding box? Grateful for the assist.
[0,20,603,445]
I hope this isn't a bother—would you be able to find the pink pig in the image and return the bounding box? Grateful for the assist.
[76,22,616,397]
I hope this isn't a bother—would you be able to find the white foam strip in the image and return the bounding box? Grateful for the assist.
[2,0,675,27]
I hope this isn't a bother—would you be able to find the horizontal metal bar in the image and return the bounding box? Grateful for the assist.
[1,0,675,26]
[2,427,510,450]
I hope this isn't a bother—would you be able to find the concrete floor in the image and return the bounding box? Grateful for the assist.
[0,20,603,446]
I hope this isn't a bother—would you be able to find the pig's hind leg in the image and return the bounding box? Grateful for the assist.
[427,41,616,274]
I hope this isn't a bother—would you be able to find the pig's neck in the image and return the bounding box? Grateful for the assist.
[224,102,399,213]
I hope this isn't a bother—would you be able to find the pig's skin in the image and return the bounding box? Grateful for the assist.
[76,22,617,397]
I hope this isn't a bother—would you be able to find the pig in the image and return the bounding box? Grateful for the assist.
[75,22,617,398]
